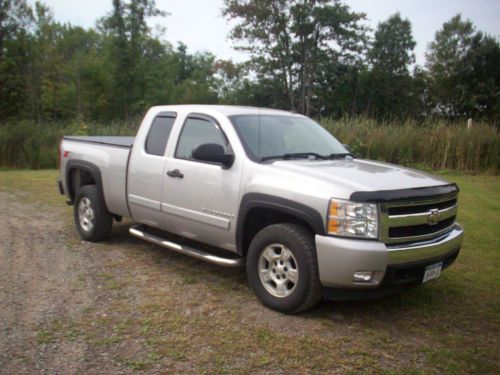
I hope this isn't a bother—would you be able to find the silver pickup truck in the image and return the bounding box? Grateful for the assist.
[58,105,463,313]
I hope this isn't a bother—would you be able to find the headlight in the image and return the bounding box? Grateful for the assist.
[327,198,378,239]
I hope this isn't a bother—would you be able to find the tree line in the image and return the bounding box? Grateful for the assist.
[0,0,498,124]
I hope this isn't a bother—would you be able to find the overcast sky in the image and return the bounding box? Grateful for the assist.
[31,0,500,66]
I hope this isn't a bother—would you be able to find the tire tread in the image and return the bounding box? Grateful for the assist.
[74,185,113,242]
[247,223,322,313]
[278,224,322,313]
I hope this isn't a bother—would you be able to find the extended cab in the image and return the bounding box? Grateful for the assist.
[58,105,464,313]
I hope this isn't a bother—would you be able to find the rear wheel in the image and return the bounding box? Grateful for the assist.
[74,185,113,242]
[247,223,322,313]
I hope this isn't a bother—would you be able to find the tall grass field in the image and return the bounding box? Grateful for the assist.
[0,117,498,174]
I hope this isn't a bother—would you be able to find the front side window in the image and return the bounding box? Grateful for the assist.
[175,116,230,160]
[230,115,348,161]
[145,115,176,156]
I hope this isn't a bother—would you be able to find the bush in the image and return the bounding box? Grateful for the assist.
[0,121,63,169]
[0,118,498,174]
[0,120,138,170]
[321,117,499,175]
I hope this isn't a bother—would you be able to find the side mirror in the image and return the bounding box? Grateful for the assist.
[192,143,234,168]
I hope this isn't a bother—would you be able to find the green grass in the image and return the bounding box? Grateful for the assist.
[0,169,61,205]
[1,169,499,374]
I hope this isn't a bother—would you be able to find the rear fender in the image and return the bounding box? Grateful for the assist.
[66,160,107,210]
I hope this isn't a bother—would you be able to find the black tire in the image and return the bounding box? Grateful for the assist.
[73,185,113,242]
[246,223,322,313]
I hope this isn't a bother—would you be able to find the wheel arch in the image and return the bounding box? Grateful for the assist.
[66,160,108,211]
[236,193,326,256]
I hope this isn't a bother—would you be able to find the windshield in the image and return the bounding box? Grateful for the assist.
[230,114,349,161]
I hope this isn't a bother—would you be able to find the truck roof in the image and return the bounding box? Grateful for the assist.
[148,104,303,117]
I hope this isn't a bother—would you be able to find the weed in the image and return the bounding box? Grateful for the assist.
[36,329,55,344]
[123,358,148,371]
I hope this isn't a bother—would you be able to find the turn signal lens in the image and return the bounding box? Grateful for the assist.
[329,201,341,217]
[327,218,339,233]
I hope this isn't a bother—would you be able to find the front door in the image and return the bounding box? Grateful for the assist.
[161,114,240,251]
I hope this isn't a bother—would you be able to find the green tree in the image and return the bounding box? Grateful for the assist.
[362,13,420,119]
[223,0,367,116]
[102,0,166,120]
[0,0,32,58]
[0,0,33,120]
[369,12,415,75]
[457,33,500,121]
[172,49,219,104]
[314,61,363,117]
[426,14,499,120]
[426,14,475,117]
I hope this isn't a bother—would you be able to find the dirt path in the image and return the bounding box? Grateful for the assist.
[0,192,121,374]
[0,189,498,374]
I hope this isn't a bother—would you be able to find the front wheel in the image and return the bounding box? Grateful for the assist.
[74,185,113,242]
[247,223,322,313]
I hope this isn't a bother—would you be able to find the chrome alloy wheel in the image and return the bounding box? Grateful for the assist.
[258,244,299,298]
[78,197,95,232]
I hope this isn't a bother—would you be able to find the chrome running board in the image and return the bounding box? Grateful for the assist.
[129,225,243,268]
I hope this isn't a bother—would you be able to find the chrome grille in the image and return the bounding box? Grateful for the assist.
[380,193,458,245]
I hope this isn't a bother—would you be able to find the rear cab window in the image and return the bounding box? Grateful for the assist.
[145,113,176,156]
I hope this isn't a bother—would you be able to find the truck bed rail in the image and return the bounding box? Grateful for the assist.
[63,136,135,148]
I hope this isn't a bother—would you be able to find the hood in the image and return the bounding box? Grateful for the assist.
[269,158,450,193]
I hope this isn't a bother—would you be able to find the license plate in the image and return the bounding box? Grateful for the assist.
[423,262,443,283]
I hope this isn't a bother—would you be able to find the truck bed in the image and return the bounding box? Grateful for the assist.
[63,136,135,148]
[61,136,134,218]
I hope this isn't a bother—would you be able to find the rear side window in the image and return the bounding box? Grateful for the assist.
[175,117,229,160]
[145,115,176,156]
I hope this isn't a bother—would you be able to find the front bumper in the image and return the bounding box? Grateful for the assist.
[315,224,463,297]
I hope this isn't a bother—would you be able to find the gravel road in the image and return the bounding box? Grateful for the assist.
[0,191,127,374]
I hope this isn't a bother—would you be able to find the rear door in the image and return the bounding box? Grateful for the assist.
[127,112,176,227]
[161,113,241,251]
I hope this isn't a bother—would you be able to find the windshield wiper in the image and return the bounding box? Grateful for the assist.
[261,152,327,162]
[328,153,354,159]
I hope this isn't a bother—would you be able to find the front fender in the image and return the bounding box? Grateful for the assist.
[235,192,326,255]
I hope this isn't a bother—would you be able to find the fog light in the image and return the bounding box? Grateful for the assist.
[353,271,374,282]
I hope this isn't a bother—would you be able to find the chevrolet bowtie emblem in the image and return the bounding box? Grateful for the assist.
[428,208,441,225]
